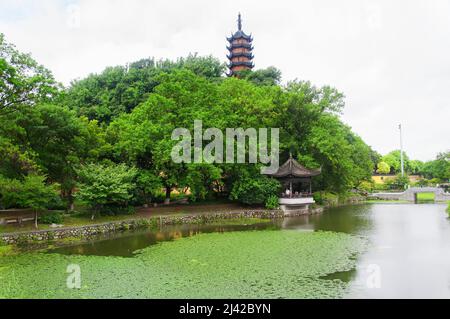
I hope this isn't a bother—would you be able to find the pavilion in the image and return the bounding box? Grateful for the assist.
[265,154,321,213]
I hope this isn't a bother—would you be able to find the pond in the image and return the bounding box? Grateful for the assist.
[0,203,449,298]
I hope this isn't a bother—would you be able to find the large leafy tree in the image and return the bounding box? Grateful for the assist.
[0,174,58,227]
[110,70,219,203]
[376,161,391,174]
[422,152,450,181]
[381,150,410,174]
[64,54,225,123]
[76,163,137,219]
[409,159,424,175]
[0,104,107,208]
[238,66,282,86]
[26,105,107,208]
[0,34,59,115]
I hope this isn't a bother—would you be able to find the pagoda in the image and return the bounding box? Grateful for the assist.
[226,13,254,76]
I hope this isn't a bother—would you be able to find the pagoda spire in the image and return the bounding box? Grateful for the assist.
[226,13,254,77]
[237,13,242,30]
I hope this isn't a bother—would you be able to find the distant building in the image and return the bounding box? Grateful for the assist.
[226,13,254,76]
[372,174,422,184]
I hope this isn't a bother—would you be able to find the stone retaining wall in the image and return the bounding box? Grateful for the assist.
[0,208,323,245]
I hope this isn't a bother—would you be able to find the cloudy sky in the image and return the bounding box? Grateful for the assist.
[1,0,449,161]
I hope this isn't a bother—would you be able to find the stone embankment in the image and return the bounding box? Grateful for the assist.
[1,207,323,245]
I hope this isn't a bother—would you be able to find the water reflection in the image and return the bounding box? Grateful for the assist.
[48,204,375,257]
[281,204,373,234]
[345,203,450,298]
[49,221,280,257]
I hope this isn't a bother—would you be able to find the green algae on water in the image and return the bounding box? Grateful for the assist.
[0,230,366,299]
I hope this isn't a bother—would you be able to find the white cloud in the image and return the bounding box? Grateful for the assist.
[1,0,448,161]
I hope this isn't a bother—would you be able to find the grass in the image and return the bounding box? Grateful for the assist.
[0,230,366,298]
[416,192,435,201]
[0,213,139,234]
[0,245,15,257]
[447,202,450,217]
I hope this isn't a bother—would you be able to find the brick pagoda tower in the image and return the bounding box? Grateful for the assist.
[226,13,254,76]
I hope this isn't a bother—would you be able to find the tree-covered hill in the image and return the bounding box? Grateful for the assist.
[0,33,396,215]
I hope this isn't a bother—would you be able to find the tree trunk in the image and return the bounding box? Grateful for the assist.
[142,190,148,208]
[67,189,75,211]
[164,186,171,205]
[34,209,38,229]
[91,206,98,220]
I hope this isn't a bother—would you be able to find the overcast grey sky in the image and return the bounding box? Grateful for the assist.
[1,0,449,161]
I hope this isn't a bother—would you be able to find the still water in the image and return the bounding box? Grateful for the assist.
[50,203,450,299]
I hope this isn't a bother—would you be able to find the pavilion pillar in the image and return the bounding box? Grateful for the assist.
[290,181,293,198]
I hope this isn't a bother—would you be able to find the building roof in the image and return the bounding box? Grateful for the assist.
[227,31,253,42]
[227,43,254,51]
[227,52,254,60]
[228,61,254,68]
[226,13,253,42]
[265,155,322,178]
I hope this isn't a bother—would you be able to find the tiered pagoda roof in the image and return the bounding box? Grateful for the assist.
[227,13,254,76]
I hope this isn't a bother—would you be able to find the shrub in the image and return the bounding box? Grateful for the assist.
[230,177,281,205]
[373,183,388,191]
[265,195,279,209]
[338,192,364,203]
[415,178,429,187]
[46,195,67,210]
[76,163,137,219]
[313,191,339,206]
[358,181,374,193]
[376,161,391,174]
[0,174,58,228]
[39,213,63,224]
[429,178,441,186]
[0,176,22,209]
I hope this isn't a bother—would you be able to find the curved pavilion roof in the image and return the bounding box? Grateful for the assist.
[265,156,321,178]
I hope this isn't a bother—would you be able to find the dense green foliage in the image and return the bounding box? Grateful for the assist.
[421,152,450,181]
[230,176,281,205]
[375,150,449,184]
[63,54,225,123]
[376,161,390,174]
[38,212,63,224]
[0,33,383,215]
[265,194,280,209]
[0,33,59,115]
[75,163,137,218]
[0,174,58,210]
